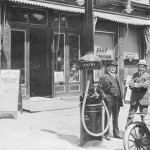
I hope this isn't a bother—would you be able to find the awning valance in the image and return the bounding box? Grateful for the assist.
[94,11,150,26]
[8,0,84,14]
[7,0,150,26]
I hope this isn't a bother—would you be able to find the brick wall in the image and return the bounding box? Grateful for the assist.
[1,21,11,69]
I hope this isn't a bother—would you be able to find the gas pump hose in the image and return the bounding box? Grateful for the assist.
[81,80,110,137]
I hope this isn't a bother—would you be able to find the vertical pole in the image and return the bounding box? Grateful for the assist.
[118,37,125,89]
[0,2,1,71]
[82,0,103,146]
[85,0,94,54]
[84,0,94,88]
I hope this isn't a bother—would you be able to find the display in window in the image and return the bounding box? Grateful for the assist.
[69,35,80,82]
[69,64,79,82]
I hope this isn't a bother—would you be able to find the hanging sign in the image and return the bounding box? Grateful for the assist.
[95,45,114,60]
[0,70,22,119]
[79,61,101,70]
[54,71,64,83]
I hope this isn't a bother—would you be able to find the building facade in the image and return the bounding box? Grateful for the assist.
[0,0,150,100]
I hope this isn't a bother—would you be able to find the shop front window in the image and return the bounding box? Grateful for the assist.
[54,13,66,28]
[29,9,47,25]
[9,6,47,25]
[69,35,80,82]
[67,15,81,28]
[9,6,28,23]
[54,33,65,83]
[11,30,25,84]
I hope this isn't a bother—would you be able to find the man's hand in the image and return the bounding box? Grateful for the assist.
[129,82,135,88]
[103,94,107,100]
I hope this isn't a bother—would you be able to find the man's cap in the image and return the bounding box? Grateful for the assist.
[106,60,118,66]
[137,60,147,67]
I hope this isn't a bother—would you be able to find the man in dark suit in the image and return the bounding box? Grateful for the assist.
[125,60,150,128]
[96,60,123,141]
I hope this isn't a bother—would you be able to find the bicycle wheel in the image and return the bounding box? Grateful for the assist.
[124,122,150,150]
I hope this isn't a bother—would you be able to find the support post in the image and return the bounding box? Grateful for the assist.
[118,37,125,89]
[80,0,103,147]
[85,0,94,54]
[0,2,1,71]
[84,0,94,87]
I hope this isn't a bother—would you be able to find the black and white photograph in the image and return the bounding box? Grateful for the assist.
[0,0,150,150]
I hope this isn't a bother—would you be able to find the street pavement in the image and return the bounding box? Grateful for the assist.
[0,98,145,150]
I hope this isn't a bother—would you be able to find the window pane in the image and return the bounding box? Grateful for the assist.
[69,35,80,82]
[11,30,25,84]
[54,13,66,28]
[9,6,28,23]
[29,9,47,25]
[54,34,65,83]
[67,16,81,28]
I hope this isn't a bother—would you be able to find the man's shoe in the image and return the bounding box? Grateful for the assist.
[104,135,111,141]
[113,134,123,139]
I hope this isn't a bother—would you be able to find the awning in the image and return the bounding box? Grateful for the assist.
[94,11,150,26]
[7,0,150,26]
[8,0,84,14]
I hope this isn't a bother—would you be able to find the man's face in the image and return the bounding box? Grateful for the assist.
[107,65,117,74]
[138,64,146,74]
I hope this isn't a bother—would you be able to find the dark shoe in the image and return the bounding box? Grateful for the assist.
[104,135,111,141]
[113,134,123,139]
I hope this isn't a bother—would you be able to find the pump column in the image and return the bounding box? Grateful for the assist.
[79,0,104,147]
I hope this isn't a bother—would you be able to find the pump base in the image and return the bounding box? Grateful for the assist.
[80,139,103,147]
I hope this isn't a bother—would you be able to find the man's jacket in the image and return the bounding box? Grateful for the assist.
[96,73,123,107]
[129,72,150,105]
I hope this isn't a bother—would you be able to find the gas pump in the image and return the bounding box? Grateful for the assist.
[79,53,110,147]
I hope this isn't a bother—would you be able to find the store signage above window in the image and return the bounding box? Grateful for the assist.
[96,0,149,6]
[96,0,118,5]
[131,0,149,5]
[95,46,114,60]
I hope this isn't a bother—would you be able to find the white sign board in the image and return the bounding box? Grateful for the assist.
[54,71,64,83]
[0,70,21,119]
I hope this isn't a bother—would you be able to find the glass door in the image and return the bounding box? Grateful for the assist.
[68,34,81,96]
[54,33,81,97]
[53,33,65,97]
[30,28,51,97]
[11,29,29,99]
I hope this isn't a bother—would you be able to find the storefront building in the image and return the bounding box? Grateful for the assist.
[0,0,150,100]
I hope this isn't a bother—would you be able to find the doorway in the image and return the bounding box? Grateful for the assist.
[11,29,28,98]
[30,28,50,97]
[53,33,81,97]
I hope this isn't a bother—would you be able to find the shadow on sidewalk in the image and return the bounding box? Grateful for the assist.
[40,129,80,147]
[57,134,80,146]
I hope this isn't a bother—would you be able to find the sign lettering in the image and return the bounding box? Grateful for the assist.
[79,62,101,70]
[0,70,22,119]
[95,46,114,60]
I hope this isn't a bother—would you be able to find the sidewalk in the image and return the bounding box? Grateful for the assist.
[0,98,130,150]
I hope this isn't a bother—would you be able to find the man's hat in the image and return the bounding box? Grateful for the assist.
[106,60,118,66]
[137,60,147,67]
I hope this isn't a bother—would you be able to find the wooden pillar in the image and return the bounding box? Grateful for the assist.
[0,2,1,71]
[1,3,11,69]
[118,37,125,89]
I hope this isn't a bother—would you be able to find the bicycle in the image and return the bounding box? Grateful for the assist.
[123,112,150,150]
